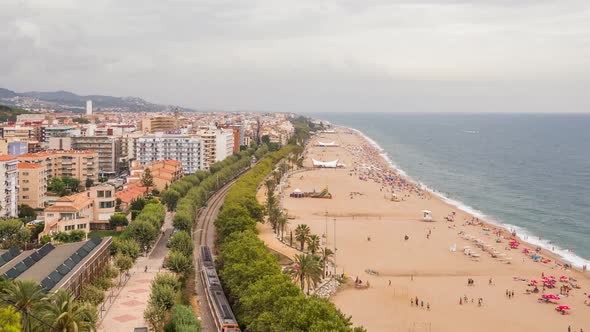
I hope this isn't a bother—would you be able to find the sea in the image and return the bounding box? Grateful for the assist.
[308,112,590,268]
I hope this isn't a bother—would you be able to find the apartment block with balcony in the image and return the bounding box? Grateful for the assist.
[128,159,183,191]
[0,155,19,218]
[135,134,203,174]
[194,128,234,168]
[140,115,178,133]
[71,136,122,176]
[18,150,98,182]
[41,184,116,236]
[18,163,47,209]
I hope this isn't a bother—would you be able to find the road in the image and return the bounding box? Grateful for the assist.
[193,181,235,332]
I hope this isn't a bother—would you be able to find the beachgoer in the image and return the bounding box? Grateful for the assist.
[389,280,391,286]
[415,297,419,306]
[411,299,413,306]
[427,303,430,310]
[420,301,424,308]
[459,298,462,305]
[144,265,148,273]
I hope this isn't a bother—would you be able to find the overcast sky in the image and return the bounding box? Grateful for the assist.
[1,0,589,113]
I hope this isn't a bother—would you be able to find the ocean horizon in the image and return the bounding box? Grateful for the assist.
[308,112,590,268]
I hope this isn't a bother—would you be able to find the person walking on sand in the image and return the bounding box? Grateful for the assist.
[389,280,391,286]
[427,303,430,311]
[420,301,424,308]
[459,298,463,305]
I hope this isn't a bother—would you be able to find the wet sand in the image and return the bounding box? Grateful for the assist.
[257,127,590,332]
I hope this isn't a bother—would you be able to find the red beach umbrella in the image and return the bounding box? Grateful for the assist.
[556,305,570,311]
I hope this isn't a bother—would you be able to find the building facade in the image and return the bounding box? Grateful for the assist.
[71,136,122,176]
[135,135,204,173]
[0,155,19,218]
[41,184,116,236]
[18,150,98,182]
[140,115,178,133]
[18,163,47,209]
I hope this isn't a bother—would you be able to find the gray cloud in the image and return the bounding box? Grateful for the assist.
[0,0,589,112]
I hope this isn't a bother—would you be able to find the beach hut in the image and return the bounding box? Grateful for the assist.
[422,210,433,222]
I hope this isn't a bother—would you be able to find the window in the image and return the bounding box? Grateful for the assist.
[99,201,115,209]
[22,172,29,176]
[77,224,86,229]
[65,225,75,231]
[104,190,112,198]
[22,188,29,191]
[22,195,29,199]
[23,180,29,183]
[97,191,104,198]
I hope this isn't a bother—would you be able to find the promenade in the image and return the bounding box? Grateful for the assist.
[98,212,173,332]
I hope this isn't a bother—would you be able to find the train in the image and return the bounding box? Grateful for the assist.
[199,246,241,332]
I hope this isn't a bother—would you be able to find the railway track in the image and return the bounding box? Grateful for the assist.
[193,179,236,331]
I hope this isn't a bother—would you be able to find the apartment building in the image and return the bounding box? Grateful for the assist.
[41,184,116,236]
[0,155,19,218]
[0,126,34,140]
[41,126,79,142]
[135,134,204,174]
[18,150,98,182]
[140,115,178,133]
[18,163,47,209]
[194,128,234,168]
[71,136,122,176]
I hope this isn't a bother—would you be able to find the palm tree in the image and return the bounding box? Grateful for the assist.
[294,224,311,251]
[306,235,320,255]
[319,247,334,278]
[3,280,44,332]
[287,254,322,292]
[40,290,97,332]
[276,214,288,241]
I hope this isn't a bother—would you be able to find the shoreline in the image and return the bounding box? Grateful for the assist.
[346,125,590,271]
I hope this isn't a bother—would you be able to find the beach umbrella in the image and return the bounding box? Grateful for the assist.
[531,280,538,284]
[549,275,556,279]
[559,276,568,280]
[556,305,570,311]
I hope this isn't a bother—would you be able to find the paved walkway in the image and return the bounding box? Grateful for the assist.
[98,212,173,332]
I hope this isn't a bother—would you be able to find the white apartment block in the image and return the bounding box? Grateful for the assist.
[0,156,19,218]
[135,134,204,174]
[194,128,234,169]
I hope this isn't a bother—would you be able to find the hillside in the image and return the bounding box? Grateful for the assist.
[0,88,195,113]
[0,104,31,122]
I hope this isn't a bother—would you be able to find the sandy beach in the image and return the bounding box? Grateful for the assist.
[256,127,590,332]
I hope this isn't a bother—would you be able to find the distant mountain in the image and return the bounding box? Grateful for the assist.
[0,88,195,113]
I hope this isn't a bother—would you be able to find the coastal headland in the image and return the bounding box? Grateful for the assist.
[257,126,590,332]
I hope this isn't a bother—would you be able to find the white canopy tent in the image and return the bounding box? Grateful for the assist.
[316,141,339,147]
[312,159,339,168]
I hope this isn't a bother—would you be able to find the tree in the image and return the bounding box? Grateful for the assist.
[62,176,81,193]
[78,284,105,306]
[0,219,30,249]
[276,214,288,241]
[144,304,166,332]
[306,234,320,255]
[0,306,21,332]
[40,290,97,332]
[114,254,133,284]
[170,305,201,332]
[294,224,311,251]
[141,168,154,193]
[126,220,157,253]
[73,117,90,124]
[130,198,146,211]
[48,177,65,196]
[148,283,176,310]
[165,251,192,275]
[161,189,180,211]
[111,238,140,259]
[85,178,94,188]
[108,213,128,228]
[318,247,334,278]
[17,205,37,221]
[287,254,322,292]
[3,280,43,332]
[167,231,193,258]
